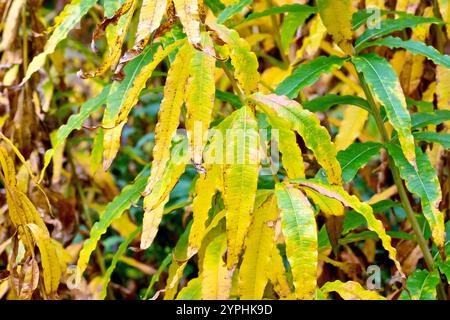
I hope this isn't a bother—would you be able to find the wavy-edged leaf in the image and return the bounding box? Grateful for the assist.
[303,94,370,113]
[176,277,202,300]
[320,280,386,300]
[186,32,216,165]
[252,93,342,185]
[275,56,346,99]
[76,167,149,276]
[21,0,98,84]
[173,0,201,45]
[223,106,260,268]
[202,233,232,299]
[291,178,403,274]
[352,53,416,165]
[102,40,185,169]
[411,110,450,129]
[143,41,193,194]
[399,269,440,300]
[275,183,317,300]
[217,0,252,24]
[100,226,141,299]
[303,188,344,216]
[239,194,278,299]
[355,16,443,50]
[26,224,61,296]
[357,37,450,67]
[141,137,189,249]
[386,143,445,251]
[337,142,383,183]
[414,132,450,149]
[208,22,260,95]
[317,0,354,55]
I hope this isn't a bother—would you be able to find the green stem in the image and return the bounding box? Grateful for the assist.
[264,0,289,67]
[220,61,245,103]
[357,72,447,300]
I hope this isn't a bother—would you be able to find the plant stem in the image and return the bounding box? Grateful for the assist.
[357,72,447,300]
[220,61,245,102]
[264,0,289,67]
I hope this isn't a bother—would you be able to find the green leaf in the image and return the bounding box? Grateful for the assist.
[357,37,450,67]
[176,278,202,300]
[76,167,149,276]
[414,132,450,149]
[275,56,346,99]
[303,94,370,113]
[217,0,252,24]
[355,16,443,50]
[100,227,141,300]
[275,183,318,300]
[386,143,445,250]
[399,269,440,300]
[411,110,450,129]
[280,11,315,53]
[291,178,403,274]
[337,142,382,183]
[21,0,98,84]
[352,53,416,165]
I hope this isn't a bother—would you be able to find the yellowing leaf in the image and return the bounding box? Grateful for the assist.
[239,195,278,299]
[252,93,342,185]
[223,106,260,268]
[335,106,369,151]
[320,280,386,300]
[173,0,201,45]
[291,178,403,275]
[135,0,167,43]
[202,233,232,299]
[267,246,294,299]
[317,0,354,55]
[275,183,317,300]
[186,32,216,165]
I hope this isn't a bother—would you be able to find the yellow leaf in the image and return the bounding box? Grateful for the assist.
[173,0,201,45]
[335,106,369,151]
[267,246,294,299]
[320,280,386,300]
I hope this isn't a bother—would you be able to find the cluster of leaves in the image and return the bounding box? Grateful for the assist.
[0,0,449,300]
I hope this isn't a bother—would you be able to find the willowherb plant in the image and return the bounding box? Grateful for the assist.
[0,0,449,300]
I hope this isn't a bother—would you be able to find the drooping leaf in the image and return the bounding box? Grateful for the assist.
[239,194,278,299]
[176,277,202,300]
[275,56,347,99]
[217,0,252,24]
[173,0,201,45]
[399,269,440,300]
[275,183,317,300]
[355,16,443,50]
[352,53,416,165]
[357,37,450,68]
[320,280,386,300]
[76,167,149,276]
[291,178,403,274]
[135,0,167,44]
[21,0,98,84]
[252,93,342,185]
[239,3,316,25]
[386,143,445,251]
[223,106,260,268]
[317,0,354,55]
[303,94,370,113]
[337,142,383,183]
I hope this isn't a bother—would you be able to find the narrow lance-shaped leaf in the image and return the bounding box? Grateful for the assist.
[275,56,346,99]
[275,183,318,300]
[239,4,316,25]
[337,142,383,183]
[141,137,189,249]
[223,106,260,269]
[414,132,450,149]
[217,0,252,24]
[173,0,201,45]
[386,143,445,251]
[176,278,202,300]
[76,167,149,276]
[135,0,167,44]
[399,269,440,300]
[202,233,232,299]
[207,22,260,95]
[352,53,416,166]
[320,280,386,300]
[21,0,98,84]
[291,178,403,275]
[239,194,278,300]
[357,37,450,68]
[317,0,354,55]
[252,93,342,185]
[411,110,450,129]
[186,32,216,165]
[303,94,370,113]
[102,40,185,169]
[355,16,443,50]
